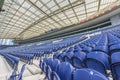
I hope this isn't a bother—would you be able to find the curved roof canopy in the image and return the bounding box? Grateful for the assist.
[0,0,119,40]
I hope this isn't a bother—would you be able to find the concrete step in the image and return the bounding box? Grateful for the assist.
[0,56,12,74]
[23,74,45,80]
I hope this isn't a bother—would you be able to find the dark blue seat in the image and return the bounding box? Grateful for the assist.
[56,62,74,80]
[85,51,109,76]
[111,52,120,80]
[73,68,108,80]
[72,50,86,68]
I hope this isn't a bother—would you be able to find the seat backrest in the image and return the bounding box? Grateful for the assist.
[56,62,74,80]
[110,44,120,54]
[111,52,120,80]
[93,46,108,54]
[58,52,66,61]
[53,53,61,59]
[85,51,109,75]
[46,65,52,79]
[8,70,16,80]
[86,51,109,70]
[72,51,86,68]
[17,64,26,80]
[73,68,108,80]
[96,34,108,46]
[108,33,120,46]
[52,71,61,80]
[51,59,60,72]
[7,54,20,65]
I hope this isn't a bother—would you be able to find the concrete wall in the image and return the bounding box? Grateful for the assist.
[110,14,120,25]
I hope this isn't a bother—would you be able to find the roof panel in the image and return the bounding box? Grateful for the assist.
[0,0,119,39]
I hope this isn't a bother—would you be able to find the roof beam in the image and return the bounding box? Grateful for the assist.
[83,0,88,18]
[18,0,63,36]
[97,0,101,12]
[68,0,79,22]
[18,0,84,37]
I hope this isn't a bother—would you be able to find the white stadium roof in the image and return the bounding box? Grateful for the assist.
[0,0,119,39]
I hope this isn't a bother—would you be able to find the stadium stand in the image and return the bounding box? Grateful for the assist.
[0,0,120,80]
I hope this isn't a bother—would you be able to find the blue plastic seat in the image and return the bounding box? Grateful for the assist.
[53,53,61,59]
[96,34,108,46]
[56,62,74,80]
[73,68,108,80]
[72,50,86,68]
[50,59,60,72]
[110,44,120,54]
[41,62,46,72]
[111,52,120,80]
[44,62,47,73]
[74,45,82,51]
[67,47,74,52]
[85,51,109,76]
[81,46,92,54]
[58,52,66,62]
[17,64,26,80]
[64,52,74,63]
[46,65,52,80]
[52,71,61,80]
[39,60,42,69]
[93,46,108,54]
[8,70,16,80]
[108,33,120,46]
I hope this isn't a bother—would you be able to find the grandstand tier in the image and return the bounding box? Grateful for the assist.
[0,0,120,80]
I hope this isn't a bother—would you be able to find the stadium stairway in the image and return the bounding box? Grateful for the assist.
[0,55,11,80]
[0,58,46,80]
